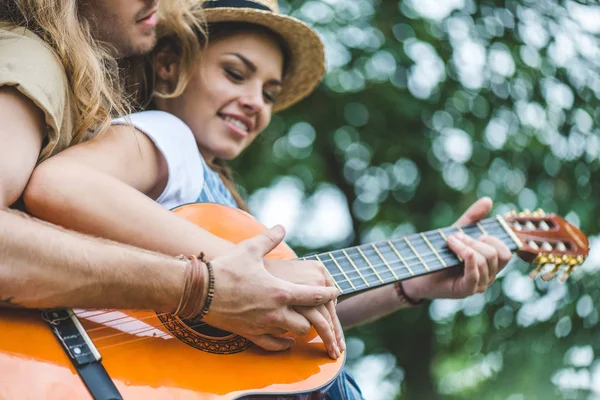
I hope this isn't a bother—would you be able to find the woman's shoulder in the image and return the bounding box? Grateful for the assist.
[113,110,192,135]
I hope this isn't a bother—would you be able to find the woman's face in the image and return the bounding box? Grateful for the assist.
[158,30,284,162]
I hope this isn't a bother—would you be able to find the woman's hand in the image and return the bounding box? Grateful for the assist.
[203,225,342,358]
[402,197,513,301]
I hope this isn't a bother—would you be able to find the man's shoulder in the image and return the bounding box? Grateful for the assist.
[0,22,65,73]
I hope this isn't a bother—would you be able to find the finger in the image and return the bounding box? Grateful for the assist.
[459,234,499,282]
[454,197,493,226]
[480,235,513,272]
[326,300,345,351]
[447,236,479,295]
[319,263,336,288]
[279,308,311,337]
[240,225,286,258]
[264,326,288,336]
[283,281,340,307]
[295,306,339,359]
[247,334,295,352]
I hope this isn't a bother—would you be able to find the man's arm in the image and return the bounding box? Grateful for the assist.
[0,208,186,311]
[0,86,184,311]
[24,121,345,356]
[0,87,341,355]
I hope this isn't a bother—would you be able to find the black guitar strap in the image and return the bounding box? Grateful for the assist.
[43,309,123,400]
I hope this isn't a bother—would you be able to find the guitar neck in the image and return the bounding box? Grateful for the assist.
[301,216,521,297]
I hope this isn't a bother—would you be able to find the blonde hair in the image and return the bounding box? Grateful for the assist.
[124,1,207,110]
[1,0,126,158]
[0,1,204,160]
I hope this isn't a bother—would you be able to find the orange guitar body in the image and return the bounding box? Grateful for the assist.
[0,203,344,399]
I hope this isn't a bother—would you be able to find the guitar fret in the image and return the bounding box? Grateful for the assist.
[439,228,462,262]
[327,252,357,290]
[355,247,386,282]
[448,226,465,262]
[342,250,370,287]
[304,255,340,287]
[315,254,347,292]
[477,222,487,236]
[365,245,389,283]
[421,233,447,267]
[387,240,414,276]
[323,265,341,292]
[437,229,448,241]
[404,237,430,272]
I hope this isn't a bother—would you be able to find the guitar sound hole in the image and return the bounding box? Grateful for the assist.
[156,312,253,354]
[181,317,233,338]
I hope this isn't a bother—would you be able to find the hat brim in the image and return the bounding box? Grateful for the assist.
[205,8,325,112]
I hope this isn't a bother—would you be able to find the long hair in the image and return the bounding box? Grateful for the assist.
[126,22,290,211]
[0,0,127,159]
[0,1,204,161]
[123,1,207,111]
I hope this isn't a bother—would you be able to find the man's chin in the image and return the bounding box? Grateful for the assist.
[118,33,157,57]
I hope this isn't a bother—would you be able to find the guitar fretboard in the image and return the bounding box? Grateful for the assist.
[301,217,520,296]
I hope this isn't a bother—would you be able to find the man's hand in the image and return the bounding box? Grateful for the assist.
[203,225,342,359]
[402,197,512,301]
[264,258,345,355]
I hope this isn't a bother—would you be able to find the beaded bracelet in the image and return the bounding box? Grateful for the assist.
[394,281,424,307]
[197,252,214,320]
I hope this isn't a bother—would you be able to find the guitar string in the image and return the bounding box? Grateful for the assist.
[81,222,513,337]
[84,244,478,343]
[84,228,515,343]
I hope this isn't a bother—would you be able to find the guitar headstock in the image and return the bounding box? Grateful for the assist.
[503,209,589,282]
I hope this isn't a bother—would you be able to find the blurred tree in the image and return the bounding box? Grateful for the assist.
[233,0,600,398]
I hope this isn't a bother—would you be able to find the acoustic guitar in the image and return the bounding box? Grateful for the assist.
[0,204,589,399]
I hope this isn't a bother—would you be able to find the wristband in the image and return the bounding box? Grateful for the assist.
[394,281,424,306]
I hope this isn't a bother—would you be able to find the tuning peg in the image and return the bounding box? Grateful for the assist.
[536,209,546,216]
[519,209,532,217]
[542,264,561,281]
[528,263,545,280]
[559,265,575,282]
[533,254,550,265]
[506,210,518,217]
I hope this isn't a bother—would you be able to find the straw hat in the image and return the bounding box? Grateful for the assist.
[202,0,325,112]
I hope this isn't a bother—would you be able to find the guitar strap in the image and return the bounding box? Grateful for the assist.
[42,309,123,400]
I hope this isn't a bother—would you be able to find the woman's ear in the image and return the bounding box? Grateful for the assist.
[153,42,182,94]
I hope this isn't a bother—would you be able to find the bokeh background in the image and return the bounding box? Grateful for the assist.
[232,0,600,398]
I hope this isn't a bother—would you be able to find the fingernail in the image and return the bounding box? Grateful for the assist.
[456,232,465,240]
[340,339,346,351]
[328,345,335,357]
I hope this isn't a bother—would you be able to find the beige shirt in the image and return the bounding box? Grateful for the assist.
[0,22,76,162]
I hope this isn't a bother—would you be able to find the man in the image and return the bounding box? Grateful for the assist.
[0,0,341,354]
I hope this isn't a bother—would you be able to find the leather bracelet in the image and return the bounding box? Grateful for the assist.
[174,255,208,319]
[197,252,214,320]
[394,281,424,306]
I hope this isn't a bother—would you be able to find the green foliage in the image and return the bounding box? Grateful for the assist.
[233,0,600,398]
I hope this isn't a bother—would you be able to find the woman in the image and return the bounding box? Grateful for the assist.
[24,0,511,397]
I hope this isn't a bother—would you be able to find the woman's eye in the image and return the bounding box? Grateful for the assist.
[225,68,244,81]
[263,91,276,103]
